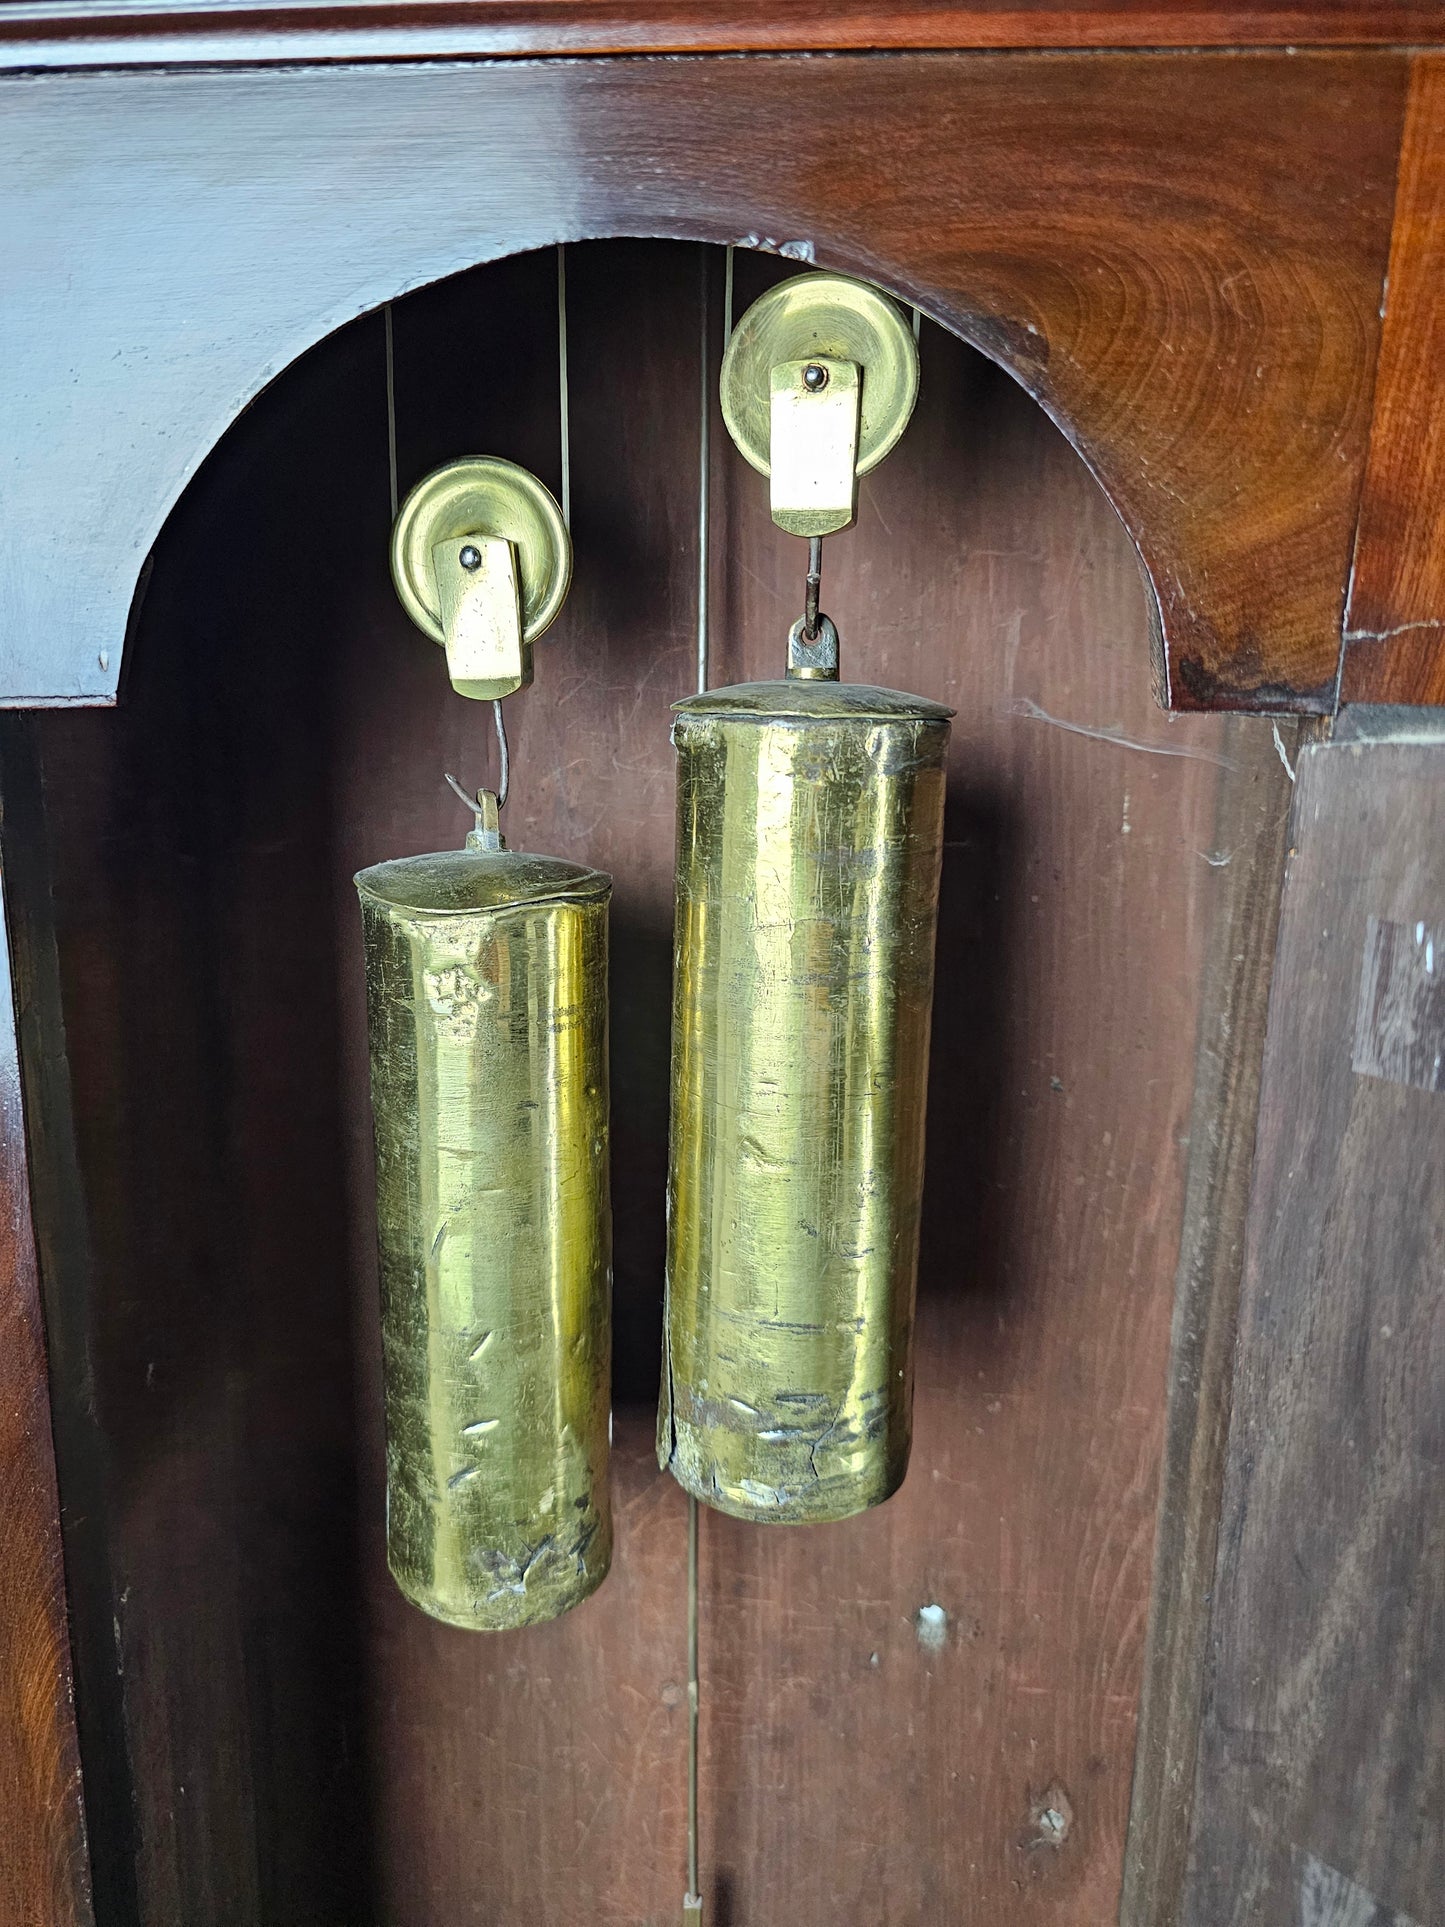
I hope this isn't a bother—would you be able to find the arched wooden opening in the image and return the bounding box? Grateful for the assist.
[0,239,1295,1923]
[0,53,1399,712]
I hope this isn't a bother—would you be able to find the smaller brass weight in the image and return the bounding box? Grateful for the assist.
[358,457,613,1629]
[660,274,952,1525]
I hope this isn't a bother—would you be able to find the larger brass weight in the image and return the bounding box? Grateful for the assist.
[659,271,950,1526]
[659,682,949,1522]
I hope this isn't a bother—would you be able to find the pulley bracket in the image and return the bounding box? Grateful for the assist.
[768,356,860,538]
[431,532,526,702]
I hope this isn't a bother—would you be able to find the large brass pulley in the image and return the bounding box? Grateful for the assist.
[720,271,919,538]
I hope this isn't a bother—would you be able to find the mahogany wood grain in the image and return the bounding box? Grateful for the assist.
[1,0,1443,68]
[6,243,1295,1923]
[1119,711,1293,1927]
[1182,735,1445,1926]
[1342,54,1445,708]
[0,53,1402,712]
[0,856,93,1925]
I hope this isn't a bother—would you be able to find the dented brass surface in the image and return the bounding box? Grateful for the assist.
[357,846,613,1628]
[659,679,951,1523]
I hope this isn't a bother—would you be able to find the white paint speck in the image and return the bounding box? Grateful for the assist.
[1427,939,1435,975]
[1417,921,1426,944]
[1300,1852,1420,1927]
[915,1603,948,1652]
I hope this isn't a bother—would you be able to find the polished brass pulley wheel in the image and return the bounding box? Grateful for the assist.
[720,271,920,479]
[390,455,572,647]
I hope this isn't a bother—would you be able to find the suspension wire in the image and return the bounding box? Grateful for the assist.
[500,244,573,818]
[681,240,728,1927]
[696,249,711,701]
[444,707,508,813]
[492,702,510,810]
[384,303,399,520]
[493,246,571,816]
[387,301,484,816]
[558,244,572,531]
[490,700,510,808]
[444,705,507,822]
[686,1488,700,1916]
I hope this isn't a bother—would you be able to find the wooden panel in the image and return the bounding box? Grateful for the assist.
[5,242,1297,1922]
[0,858,92,1924]
[1,0,1442,66]
[1342,55,1445,708]
[0,52,1402,711]
[1119,714,1295,1927]
[1182,736,1445,1927]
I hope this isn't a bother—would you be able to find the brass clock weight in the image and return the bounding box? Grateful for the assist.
[354,263,949,1917]
[357,452,613,1632]
[659,272,952,1522]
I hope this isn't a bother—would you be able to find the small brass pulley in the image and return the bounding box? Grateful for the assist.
[390,455,572,700]
[720,271,919,538]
